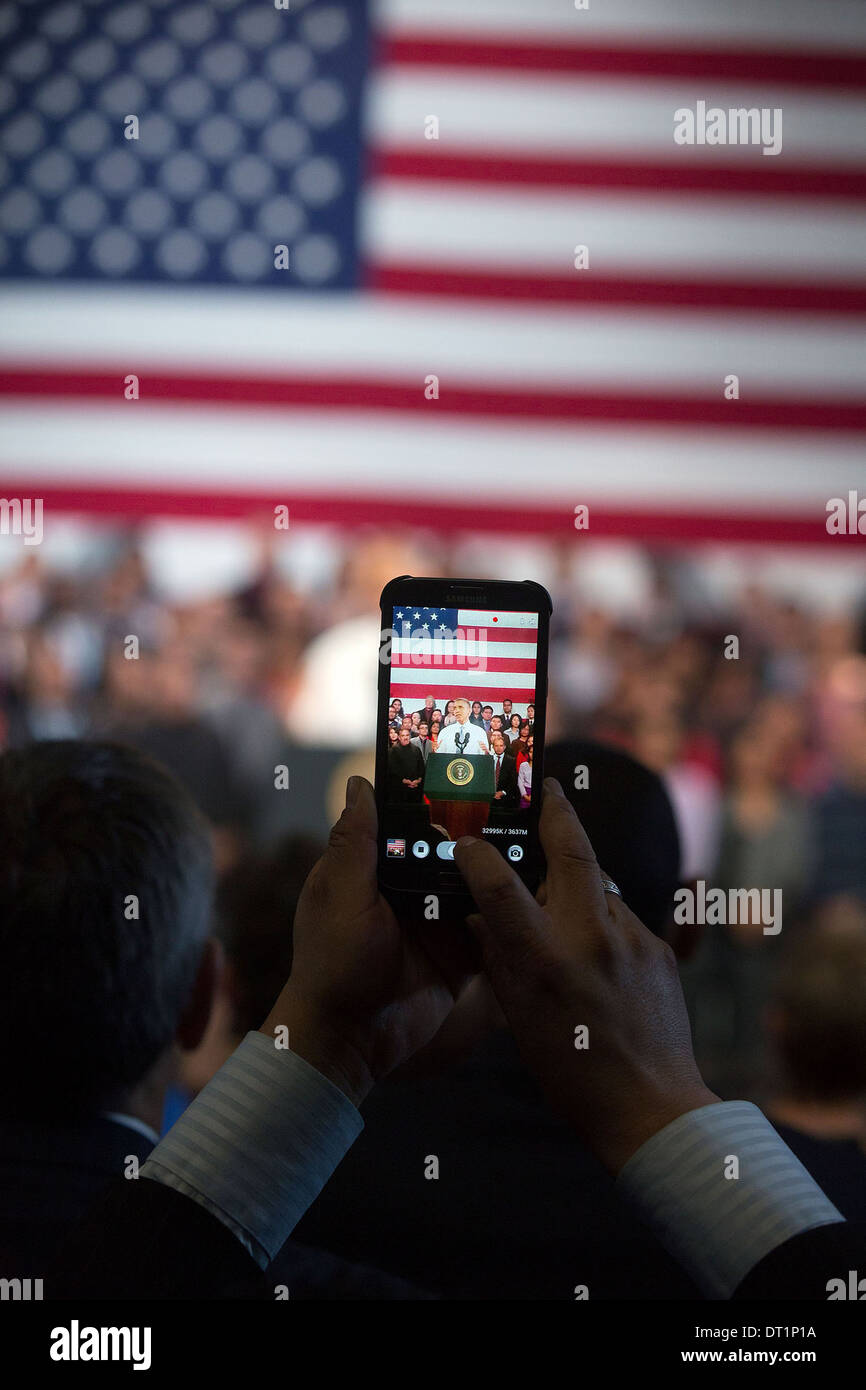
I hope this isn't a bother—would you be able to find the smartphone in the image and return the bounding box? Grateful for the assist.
[375,575,552,916]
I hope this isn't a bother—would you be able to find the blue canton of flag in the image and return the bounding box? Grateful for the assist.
[0,0,368,288]
[393,606,458,636]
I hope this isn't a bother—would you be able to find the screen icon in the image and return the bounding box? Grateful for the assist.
[386,838,406,858]
[436,842,457,860]
[412,840,429,859]
[507,844,524,863]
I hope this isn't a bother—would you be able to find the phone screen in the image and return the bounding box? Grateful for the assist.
[377,584,549,902]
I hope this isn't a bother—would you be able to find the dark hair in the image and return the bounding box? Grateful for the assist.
[543,740,681,936]
[215,835,322,1036]
[482,706,493,715]
[772,929,866,1099]
[0,741,214,1116]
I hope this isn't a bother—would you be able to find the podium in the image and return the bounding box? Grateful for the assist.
[424,752,494,840]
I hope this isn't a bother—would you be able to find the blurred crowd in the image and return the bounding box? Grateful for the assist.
[1,524,865,1106]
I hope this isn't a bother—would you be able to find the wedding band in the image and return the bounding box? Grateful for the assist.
[600,876,623,898]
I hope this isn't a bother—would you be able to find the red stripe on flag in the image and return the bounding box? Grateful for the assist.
[372,148,866,200]
[367,264,866,315]
[1,482,856,546]
[3,369,864,431]
[380,35,866,89]
[390,686,536,704]
[391,657,537,673]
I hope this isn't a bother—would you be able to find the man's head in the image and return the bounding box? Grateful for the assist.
[410,712,421,728]
[491,733,507,755]
[401,716,412,731]
[424,694,435,708]
[769,927,866,1102]
[543,740,680,939]
[398,728,412,745]
[454,698,471,724]
[490,716,503,734]
[418,722,429,737]
[503,699,513,714]
[482,706,493,722]
[0,741,216,1118]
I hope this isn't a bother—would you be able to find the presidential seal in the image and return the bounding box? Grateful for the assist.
[446,757,474,787]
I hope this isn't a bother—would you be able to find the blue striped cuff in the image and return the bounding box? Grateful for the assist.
[141,1031,364,1268]
[615,1100,844,1298]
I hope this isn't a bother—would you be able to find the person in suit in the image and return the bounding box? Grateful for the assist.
[489,731,519,809]
[410,722,433,763]
[500,698,515,728]
[46,766,860,1303]
[387,727,425,801]
[764,926,866,1225]
[0,740,430,1300]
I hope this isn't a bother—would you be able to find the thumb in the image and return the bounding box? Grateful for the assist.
[319,776,377,886]
[453,837,547,965]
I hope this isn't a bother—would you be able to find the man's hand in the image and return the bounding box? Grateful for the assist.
[453,779,718,1173]
[261,777,477,1107]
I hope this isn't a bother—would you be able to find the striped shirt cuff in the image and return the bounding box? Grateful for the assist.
[615,1100,844,1298]
[141,1031,364,1268]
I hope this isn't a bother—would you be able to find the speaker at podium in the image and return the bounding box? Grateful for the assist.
[423,752,494,840]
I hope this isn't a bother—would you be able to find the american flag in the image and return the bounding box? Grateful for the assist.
[1,0,865,544]
[389,605,537,713]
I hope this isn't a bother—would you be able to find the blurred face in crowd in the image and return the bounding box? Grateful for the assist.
[730,725,780,788]
[418,723,429,737]
[432,708,443,720]
[445,700,455,715]
[503,700,512,715]
[398,728,411,745]
[510,714,521,731]
[424,694,435,708]
[401,717,412,731]
[490,716,503,733]
[527,704,534,720]
[633,717,682,774]
[472,701,482,716]
[491,733,506,755]
[520,722,530,741]
[388,727,398,745]
[410,713,421,728]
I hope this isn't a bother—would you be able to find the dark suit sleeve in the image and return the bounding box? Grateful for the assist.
[46,1176,268,1300]
[733,1221,866,1300]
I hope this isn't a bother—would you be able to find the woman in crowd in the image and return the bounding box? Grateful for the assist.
[443,700,457,726]
[517,741,533,808]
[506,713,522,742]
